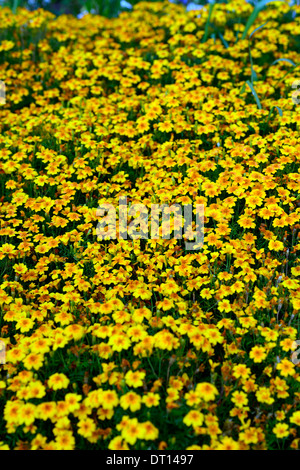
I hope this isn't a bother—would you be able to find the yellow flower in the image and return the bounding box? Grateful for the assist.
[55,431,76,450]
[154,330,179,351]
[125,370,145,388]
[255,387,274,405]
[64,324,86,341]
[231,390,248,408]
[23,353,44,370]
[52,333,69,350]
[64,393,82,412]
[0,442,10,450]
[217,299,232,313]
[15,317,34,333]
[184,390,201,407]
[48,373,70,391]
[196,382,219,402]
[27,381,46,399]
[77,418,96,438]
[290,411,300,426]
[142,392,160,408]
[31,338,51,355]
[99,389,119,410]
[120,392,142,412]
[36,402,57,421]
[203,326,223,345]
[6,347,26,364]
[0,40,14,51]
[121,418,145,446]
[108,436,130,450]
[249,345,267,363]
[141,421,159,440]
[216,436,240,450]
[232,364,251,380]
[183,410,204,427]
[239,427,259,445]
[97,407,114,420]
[18,403,36,426]
[108,333,131,352]
[269,239,284,251]
[272,423,289,439]
[275,411,285,421]
[276,358,295,377]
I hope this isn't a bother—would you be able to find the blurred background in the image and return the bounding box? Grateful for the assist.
[0,0,260,18]
[0,0,298,18]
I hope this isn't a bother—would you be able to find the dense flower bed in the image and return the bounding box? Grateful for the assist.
[0,0,300,450]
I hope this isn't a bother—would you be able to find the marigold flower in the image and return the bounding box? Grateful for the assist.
[276,359,295,377]
[120,392,142,412]
[124,370,145,388]
[255,387,274,405]
[121,418,145,445]
[77,418,96,438]
[99,390,119,410]
[183,410,204,427]
[142,392,160,408]
[231,390,248,408]
[108,436,130,450]
[48,373,70,391]
[249,345,267,363]
[23,353,44,371]
[195,382,218,402]
[290,411,300,426]
[273,423,290,439]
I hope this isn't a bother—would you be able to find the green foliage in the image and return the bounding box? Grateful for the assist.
[241,0,277,40]
[83,0,121,17]
[246,80,262,109]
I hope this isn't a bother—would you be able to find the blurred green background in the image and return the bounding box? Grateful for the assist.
[0,0,298,19]
[0,0,233,18]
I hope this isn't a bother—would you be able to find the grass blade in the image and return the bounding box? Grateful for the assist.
[249,46,257,83]
[218,32,229,49]
[246,80,262,109]
[242,0,282,40]
[202,2,215,43]
[12,0,19,14]
[274,106,283,116]
[264,105,283,125]
[249,21,269,39]
[272,58,296,66]
[240,82,246,95]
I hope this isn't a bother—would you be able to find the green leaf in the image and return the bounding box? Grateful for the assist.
[246,80,262,109]
[264,105,282,125]
[240,82,246,95]
[202,2,215,43]
[218,32,229,49]
[249,46,257,83]
[251,66,258,83]
[12,0,19,14]
[265,106,274,123]
[241,0,281,40]
[274,106,283,116]
[272,58,296,67]
[249,21,269,39]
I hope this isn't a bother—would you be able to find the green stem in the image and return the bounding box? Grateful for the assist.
[147,355,158,379]
[202,2,215,43]
[12,0,19,14]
